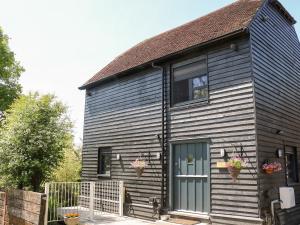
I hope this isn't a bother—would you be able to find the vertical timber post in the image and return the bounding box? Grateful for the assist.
[119,181,124,216]
[89,182,95,221]
[2,192,7,225]
[44,183,49,225]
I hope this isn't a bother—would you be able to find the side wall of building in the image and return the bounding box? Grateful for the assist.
[82,37,261,223]
[250,1,300,224]
[165,37,260,224]
[82,69,164,220]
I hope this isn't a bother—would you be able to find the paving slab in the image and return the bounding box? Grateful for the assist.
[80,213,155,225]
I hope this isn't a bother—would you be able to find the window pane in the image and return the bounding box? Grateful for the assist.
[193,78,201,88]
[98,148,111,176]
[174,59,207,82]
[101,154,111,175]
[172,57,208,105]
[193,88,208,100]
[173,79,189,104]
[192,76,208,88]
[285,148,299,184]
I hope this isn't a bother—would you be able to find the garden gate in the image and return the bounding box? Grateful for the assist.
[44,181,124,224]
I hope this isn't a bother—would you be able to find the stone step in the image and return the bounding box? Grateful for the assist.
[168,211,210,221]
[156,220,208,225]
[158,211,211,225]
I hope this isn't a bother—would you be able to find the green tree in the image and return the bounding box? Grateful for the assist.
[0,27,24,112]
[51,145,82,182]
[0,93,72,191]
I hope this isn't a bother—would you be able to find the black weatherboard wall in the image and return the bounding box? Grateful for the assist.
[81,0,300,224]
[250,0,300,224]
[166,37,260,224]
[82,36,262,223]
[82,69,163,219]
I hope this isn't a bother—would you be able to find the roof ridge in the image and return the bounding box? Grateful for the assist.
[105,1,265,63]
[81,0,264,89]
[119,0,251,54]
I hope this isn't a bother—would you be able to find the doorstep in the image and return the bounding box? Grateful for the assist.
[156,221,207,225]
[168,211,210,220]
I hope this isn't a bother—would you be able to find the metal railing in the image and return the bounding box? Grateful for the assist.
[44,181,124,224]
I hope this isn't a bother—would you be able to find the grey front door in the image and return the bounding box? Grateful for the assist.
[172,143,209,212]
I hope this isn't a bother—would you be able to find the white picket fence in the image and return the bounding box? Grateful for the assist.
[44,181,124,224]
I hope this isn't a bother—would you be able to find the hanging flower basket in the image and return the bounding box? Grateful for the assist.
[134,167,145,177]
[227,166,241,182]
[131,158,147,177]
[227,155,247,182]
[264,168,274,174]
[64,213,80,225]
[262,162,282,174]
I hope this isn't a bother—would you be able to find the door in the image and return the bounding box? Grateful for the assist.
[172,143,209,212]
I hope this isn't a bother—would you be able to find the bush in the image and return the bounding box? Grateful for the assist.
[51,146,82,182]
[0,93,72,191]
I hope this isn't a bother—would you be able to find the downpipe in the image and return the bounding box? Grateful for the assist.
[152,62,166,213]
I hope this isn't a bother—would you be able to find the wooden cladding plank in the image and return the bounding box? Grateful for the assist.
[7,206,40,225]
[7,190,44,205]
[7,198,41,215]
[7,215,35,225]
[211,217,262,225]
[0,192,5,225]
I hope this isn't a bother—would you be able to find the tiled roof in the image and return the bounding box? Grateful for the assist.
[81,0,263,88]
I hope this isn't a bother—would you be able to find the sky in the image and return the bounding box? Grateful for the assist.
[0,0,299,145]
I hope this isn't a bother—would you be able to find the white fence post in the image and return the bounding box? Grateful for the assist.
[89,182,95,220]
[44,183,49,225]
[119,181,124,216]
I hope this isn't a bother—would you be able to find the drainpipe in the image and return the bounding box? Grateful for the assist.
[152,62,166,211]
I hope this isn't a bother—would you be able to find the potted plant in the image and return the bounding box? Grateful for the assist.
[227,155,247,182]
[64,213,80,225]
[262,162,282,174]
[131,158,147,177]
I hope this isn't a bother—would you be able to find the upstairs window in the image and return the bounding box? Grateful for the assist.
[285,147,299,184]
[172,56,208,105]
[98,147,111,177]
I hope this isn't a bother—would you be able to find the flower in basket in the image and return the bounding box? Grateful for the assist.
[131,158,147,177]
[262,162,282,174]
[64,213,80,225]
[273,162,282,172]
[64,213,80,218]
[227,155,247,182]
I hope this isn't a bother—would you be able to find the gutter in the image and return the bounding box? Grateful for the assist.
[79,28,248,90]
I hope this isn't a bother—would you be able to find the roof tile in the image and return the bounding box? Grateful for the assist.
[83,0,263,87]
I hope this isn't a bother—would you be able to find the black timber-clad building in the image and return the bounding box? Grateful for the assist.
[79,0,300,224]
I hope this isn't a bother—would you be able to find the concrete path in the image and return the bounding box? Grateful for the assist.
[79,213,207,225]
[80,214,155,225]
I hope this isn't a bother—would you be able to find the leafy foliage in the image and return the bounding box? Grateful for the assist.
[227,155,247,170]
[0,26,24,112]
[0,93,72,191]
[51,146,82,182]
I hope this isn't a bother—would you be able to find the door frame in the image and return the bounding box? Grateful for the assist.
[168,138,211,213]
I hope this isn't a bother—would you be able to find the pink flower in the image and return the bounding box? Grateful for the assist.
[262,162,282,172]
[131,158,147,168]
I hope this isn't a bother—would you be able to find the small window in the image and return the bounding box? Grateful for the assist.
[172,57,208,105]
[285,147,299,184]
[98,147,111,177]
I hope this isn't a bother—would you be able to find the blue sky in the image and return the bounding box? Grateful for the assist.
[0,0,299,144]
